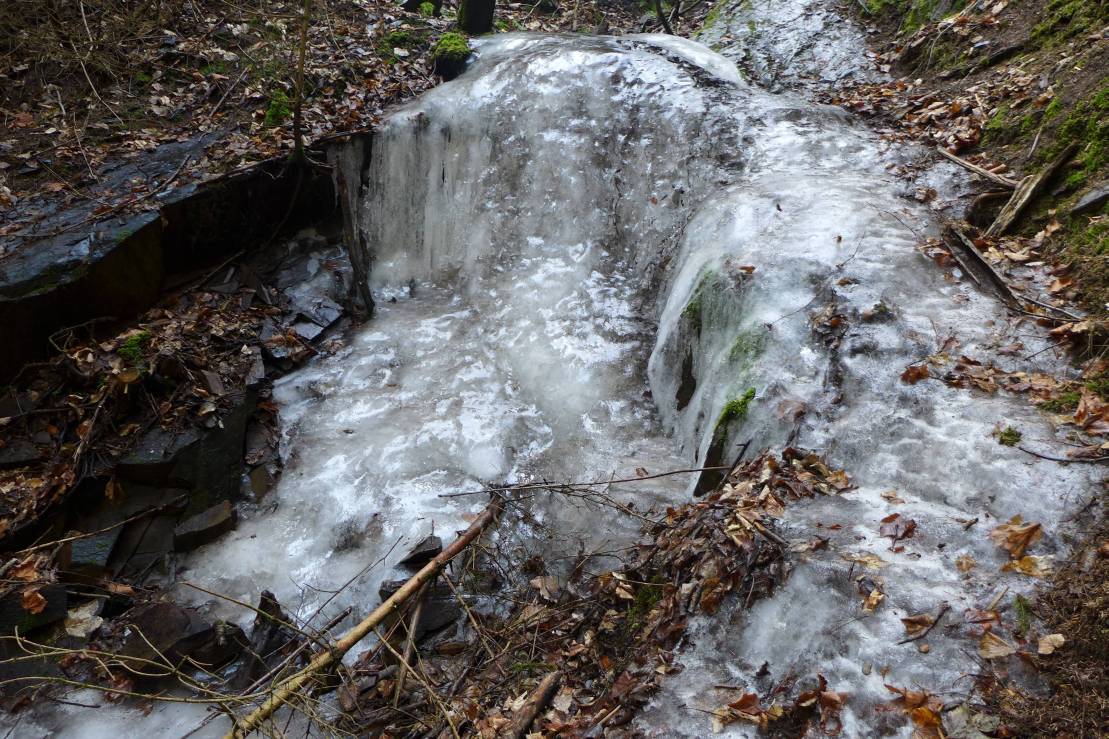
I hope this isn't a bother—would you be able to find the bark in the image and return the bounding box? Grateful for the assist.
[458,0,495,34]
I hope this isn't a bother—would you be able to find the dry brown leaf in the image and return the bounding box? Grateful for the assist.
[978,631,1016,659]
[901,364,931,384]
[1001,554,1053,578]
[20,587,47,614]
[955,554,976,572]
[881,490,906,504]
[842,551,889,569]
[1037,633,1065,655]
[900,613,935,637]
[988,516,1042,558]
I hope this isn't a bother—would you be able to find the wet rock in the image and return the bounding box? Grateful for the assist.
[378,578,460,640]
[234,590,299,689]
[0,583,67,635]
[117,389,257,513]
[173,500,236,551]
[61,527,122,581]
[94,484,189,581]
[1072,183,1109,217]
[398,534,442,570]
[0,630,66,695]
[0,438,42,468]
[119,601,243,670]
[248,464,277,500]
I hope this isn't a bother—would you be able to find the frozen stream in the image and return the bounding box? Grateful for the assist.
[21,2,1102,737]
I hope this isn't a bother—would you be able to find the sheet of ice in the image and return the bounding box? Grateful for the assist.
[697,0,883,90]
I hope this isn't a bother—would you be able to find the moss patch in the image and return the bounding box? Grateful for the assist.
[432,31,471,63]
[263,89,291,127]
[996,426,1022,446]
[714,387,756,441]
[118,330,151,366]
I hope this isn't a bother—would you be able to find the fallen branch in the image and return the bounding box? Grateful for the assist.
[986,143,1078,236]
[504,670,562,738]
[223,498,502,739]
[937,147,1017,189]
[943,223,1020,308]
[1017,446,1109,464]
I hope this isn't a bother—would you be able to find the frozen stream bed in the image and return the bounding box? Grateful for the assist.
[18,2,1102,737]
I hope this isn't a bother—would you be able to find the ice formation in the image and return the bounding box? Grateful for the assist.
[19,3,1100,737]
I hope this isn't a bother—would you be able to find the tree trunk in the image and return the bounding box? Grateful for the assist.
[458,0,495,34]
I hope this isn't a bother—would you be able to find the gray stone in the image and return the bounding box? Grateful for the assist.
[173,500,236,551]
[378,578,460,640]
[0,439,42,468]
[119,601,242,670]
[0,583,67,635]
[1072,183,1109,216]
[398,534,442,570]
[62,527,122,581]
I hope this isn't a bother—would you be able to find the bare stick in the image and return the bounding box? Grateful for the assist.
[393,581,429,706]
[223,499,502,738]
[936,147,1017,189]
[503,670,562,738]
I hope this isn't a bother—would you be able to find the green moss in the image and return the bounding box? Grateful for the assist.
[862,0,965,34]
[996,426,1022,447]
[118,331,151,366]
[1040,391,1081,413]
[1086,372,1109,401]
[418,1,435,16]
[624,578,665,636]
[715,388,756,437]
[681,269,717,324]
[1032,0,1109,46]
[982,103,1012,145]
[1013,594,1033,637]
[432,31,470,63]
[727,329,766,368]
[263,89,291,127]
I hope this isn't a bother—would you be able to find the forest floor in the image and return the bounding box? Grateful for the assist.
[836,2,1108,736]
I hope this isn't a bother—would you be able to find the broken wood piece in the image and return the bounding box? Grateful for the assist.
[392,580,429,706]
[986,143,1079,236]
[223,497,502,739]
[937,147,1017,189]
[503,670,563,739]
[943,223,1020,308]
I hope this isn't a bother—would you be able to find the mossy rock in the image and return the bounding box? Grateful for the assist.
[432,32,471,79]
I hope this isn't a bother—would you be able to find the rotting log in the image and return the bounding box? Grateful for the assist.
[503,670,562,738]
[223,498,502,739]
[986,143,1078,237]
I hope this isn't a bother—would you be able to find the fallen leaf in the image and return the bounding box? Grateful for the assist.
[1037,633,1065,655]
[879,513,917,543]
[1001,554,1053,578]
[901,364,931,384]
[881,490,906,504]
[988,516,1042,558]
[842,551,889,569]
[21,587,47,614]
[900,613,935,637]
[955,554,976,572]
[978,631,1016,659]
